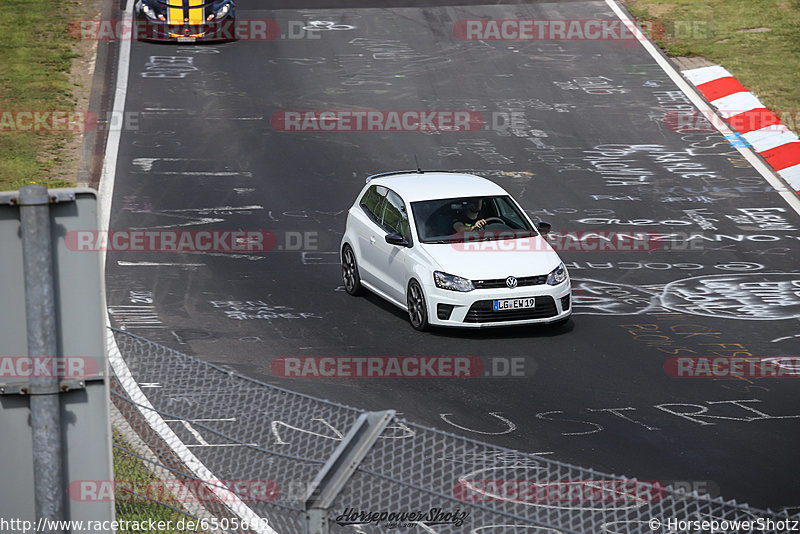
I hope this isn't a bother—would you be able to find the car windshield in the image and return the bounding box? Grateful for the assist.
[410,195,535,243]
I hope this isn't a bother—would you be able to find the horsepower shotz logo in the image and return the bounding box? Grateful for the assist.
[335,508,469,528]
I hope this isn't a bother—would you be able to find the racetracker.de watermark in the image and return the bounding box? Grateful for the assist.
[450,230,662,252]
[453,19,646,41]
[271,110,484,132]
[433,231,788,253]
[270,356,527,378]
[0,110,138,133]
[63,230,320,253]
[453,479,665,503]
[71,19,281,40]
[564,231,794,252]
[664,109,800,133]
[68,479,279,503]
[0,356,99,379]
[664,356,800,378]
[454,18,714,41]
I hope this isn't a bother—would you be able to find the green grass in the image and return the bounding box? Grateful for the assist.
[113,429,203,533]
[0,0,81,191]
[622,0,800,132]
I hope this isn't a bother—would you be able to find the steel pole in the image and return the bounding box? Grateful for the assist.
[20,185,65,533]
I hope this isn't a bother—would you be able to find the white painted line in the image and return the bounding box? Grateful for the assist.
[182,420,211,446]
[107,333,275,532]
[180,252,265,261]
[98,5,278,533]
[186,443,260,448]
[164,418,238,422]
[160,205,263,212]
[301,251,339,265]
[207,117,265,121]
[132,157,210,172]
[116,261,206,267]
[130,217,224,229]
[771,334,800,343]
[711,93,763,116]
[97,8,131,234]
[682,65,731,85]
[130,171,254,177]
[605,0,800,217]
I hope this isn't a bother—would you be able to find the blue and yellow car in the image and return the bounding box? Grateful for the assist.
[134,0,236,42]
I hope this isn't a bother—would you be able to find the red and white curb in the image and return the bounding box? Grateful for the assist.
[682,65,800,195]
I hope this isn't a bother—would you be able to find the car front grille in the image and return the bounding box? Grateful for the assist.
[471,275,547,289]
[464,296,558,323]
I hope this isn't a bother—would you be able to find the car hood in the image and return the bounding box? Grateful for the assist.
[420,236,563,280]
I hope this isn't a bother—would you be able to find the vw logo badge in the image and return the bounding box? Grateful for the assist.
[505,276,518,289]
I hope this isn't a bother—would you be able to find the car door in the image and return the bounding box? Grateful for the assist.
[353,184,387,287]
[369,189,413,302]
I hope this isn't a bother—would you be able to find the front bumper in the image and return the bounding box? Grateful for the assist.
[133,17,237,42]
[423,280,572,328]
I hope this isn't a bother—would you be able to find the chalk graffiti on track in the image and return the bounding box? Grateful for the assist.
[573,273,800,320]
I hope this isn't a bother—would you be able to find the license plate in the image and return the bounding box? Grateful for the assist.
[493,297,535,311]
[177,36,197,42]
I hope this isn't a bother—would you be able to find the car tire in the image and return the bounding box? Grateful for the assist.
[341,245,364,296]
[406,279,429,331]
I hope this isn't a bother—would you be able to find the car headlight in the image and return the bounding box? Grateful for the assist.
[434,271,474,292]
[546,262,568,286]
[141,1,165,21]
[208,2,231,20]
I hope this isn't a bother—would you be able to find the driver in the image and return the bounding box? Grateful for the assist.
[452,198,487,232]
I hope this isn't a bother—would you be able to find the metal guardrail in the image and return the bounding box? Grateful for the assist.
[109,328,798,533]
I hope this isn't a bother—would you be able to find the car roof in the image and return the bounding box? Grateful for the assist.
[367,172,508,202]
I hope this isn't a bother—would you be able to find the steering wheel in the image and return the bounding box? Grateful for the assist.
[478,217,505,229]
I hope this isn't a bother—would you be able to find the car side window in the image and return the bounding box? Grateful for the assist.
[494,196,527,230]
[381,190,411,241]
[359,185,387,225]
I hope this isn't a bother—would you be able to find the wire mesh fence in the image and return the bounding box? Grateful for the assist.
[108,328,798,533]
[111,428,204,531]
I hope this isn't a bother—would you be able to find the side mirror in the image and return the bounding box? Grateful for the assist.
[385,232,410,247]
[536,221,552,234]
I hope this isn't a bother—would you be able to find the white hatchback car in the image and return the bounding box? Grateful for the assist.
[340,171,572,330]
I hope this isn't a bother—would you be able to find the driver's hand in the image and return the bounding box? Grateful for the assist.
[474,219,487,229]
